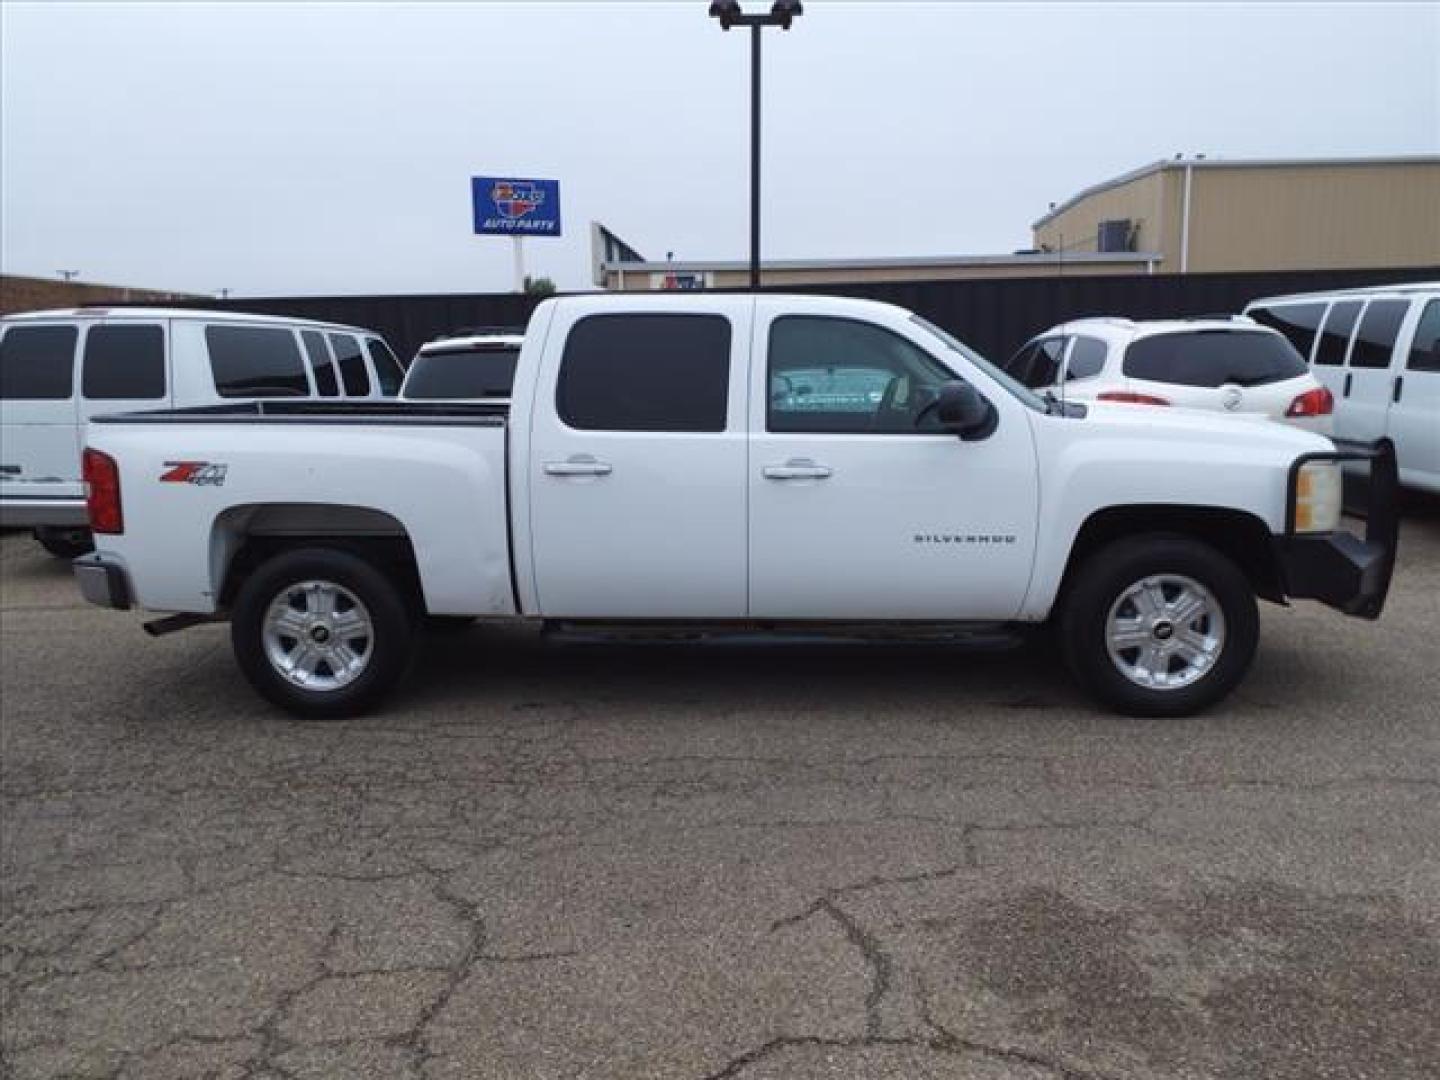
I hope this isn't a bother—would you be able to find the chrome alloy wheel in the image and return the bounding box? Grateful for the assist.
[261,580,374,691]
[1105,574,1226,691]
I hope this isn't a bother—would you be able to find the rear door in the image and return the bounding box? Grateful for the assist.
[526,301,751,618]
[1342,298,1410,445]
[1390,297,1440,490]
[0,322,83,501]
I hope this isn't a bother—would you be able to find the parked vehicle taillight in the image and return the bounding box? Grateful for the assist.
[1096,391,1171,406]
[1285,386,1334,418]
[83,448,123,534]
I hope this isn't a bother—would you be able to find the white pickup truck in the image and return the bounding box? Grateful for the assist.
[73,294,1398,719]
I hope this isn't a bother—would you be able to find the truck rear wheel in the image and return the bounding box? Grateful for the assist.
[231,547,417,719]
[1060,534,1259,717]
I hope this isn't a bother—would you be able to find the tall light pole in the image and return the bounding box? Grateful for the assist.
[708,0,803,290]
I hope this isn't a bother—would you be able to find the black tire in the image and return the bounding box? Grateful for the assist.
[230,547,417,719]
[34,527,94,559]
[1059,534,1259,718]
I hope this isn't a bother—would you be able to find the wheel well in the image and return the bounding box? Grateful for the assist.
[1058,505,1284,606]
[213,504,423,611]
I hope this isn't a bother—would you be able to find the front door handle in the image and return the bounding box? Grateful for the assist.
[543,455,613,477]
[763,458,833,481]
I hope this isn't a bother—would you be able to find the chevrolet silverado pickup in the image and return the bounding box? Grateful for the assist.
[73,294,1398,719]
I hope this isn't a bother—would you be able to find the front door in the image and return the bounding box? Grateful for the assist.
[747,300,1039,620]
[526,303,751,618]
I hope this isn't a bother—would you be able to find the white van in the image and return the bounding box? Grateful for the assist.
[1246,283,1440,495]
[0,307,406,555]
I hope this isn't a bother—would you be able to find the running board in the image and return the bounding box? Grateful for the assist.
[541,620,1024,650]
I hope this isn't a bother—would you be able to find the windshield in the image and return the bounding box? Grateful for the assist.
[403,345,518,399]
[908,314,1048,412]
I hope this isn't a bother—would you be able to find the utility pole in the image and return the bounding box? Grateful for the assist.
[708,1,804,290]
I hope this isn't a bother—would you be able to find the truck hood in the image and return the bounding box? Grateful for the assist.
[1073,401,1334,455]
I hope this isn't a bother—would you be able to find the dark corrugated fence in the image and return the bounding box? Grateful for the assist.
[204,265,1438,363]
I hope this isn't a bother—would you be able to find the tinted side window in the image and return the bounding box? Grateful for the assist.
[365,338,404,396]
[328,334,371,396]
[82,325,165,399]
[1250,303,1326,362]
[207,326,310,398]
[1004,342,1039,384]
[1066,336,1107,380]
[1350,300,1409,370]
[1314,300,1361,366]
[1123,331,1308,387]
[0,325,77,399]
[1407,300,1440,373]
[558,314,730,431]
[1026,339,1065,388]
[404,347,518,399]
[300,331,339,397]
[768,316,954,434]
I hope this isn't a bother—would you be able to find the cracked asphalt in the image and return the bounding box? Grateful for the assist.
[2,506,1438,1080]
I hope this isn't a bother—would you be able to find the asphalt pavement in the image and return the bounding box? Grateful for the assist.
[2,506,1438,1079]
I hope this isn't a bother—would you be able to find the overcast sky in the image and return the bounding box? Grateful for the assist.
[2,1,1437,297]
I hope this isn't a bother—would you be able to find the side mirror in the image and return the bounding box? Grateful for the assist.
[935,381,997,440]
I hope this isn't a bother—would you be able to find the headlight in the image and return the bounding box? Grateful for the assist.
[1293,461,1342,533]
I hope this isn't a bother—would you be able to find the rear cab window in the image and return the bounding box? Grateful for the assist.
[404,345,519,399]
[82,324,166,400]
[1123,330,1308,387]
[207,325,312,398]
[0,324,78,399]
[557,314,731,431]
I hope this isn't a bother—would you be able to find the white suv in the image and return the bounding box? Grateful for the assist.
[399,327,523,403]
[0,306,406,556]
[1002,317,1333,434]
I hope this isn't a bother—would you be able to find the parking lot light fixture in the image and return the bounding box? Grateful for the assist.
[707,0,804,289]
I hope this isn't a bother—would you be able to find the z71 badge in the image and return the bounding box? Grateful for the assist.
[160,461,228,487]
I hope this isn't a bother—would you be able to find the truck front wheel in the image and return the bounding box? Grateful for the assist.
[1060,535,1259,717]
[231,547,417,719]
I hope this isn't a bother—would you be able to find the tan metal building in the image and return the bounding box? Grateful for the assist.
[591,221,1160,291]
[1032,155,1440,275]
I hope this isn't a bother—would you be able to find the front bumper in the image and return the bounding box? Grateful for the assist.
[1274,439,1398,619]
[73,554,132,610]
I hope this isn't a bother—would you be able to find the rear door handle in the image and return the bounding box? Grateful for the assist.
[543,455,612,477]
[1393,375,1404,404]
[1343,372,1353,398]
[763,458,833,481]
